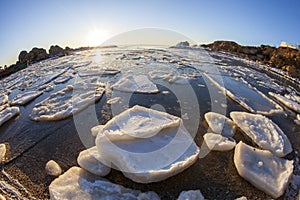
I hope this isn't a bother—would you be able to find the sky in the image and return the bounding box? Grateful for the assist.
[0,0,299,66]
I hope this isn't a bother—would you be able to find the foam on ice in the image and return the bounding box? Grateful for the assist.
[203,133,236,151]
[49,166,160,200]
[204,112,236,137]
[11,91,43,106]
[0,107,20,127]
[231,111,292,157]
[234,141,294,198]
[77,147,111,176]
[95,105,200,183]
[112,75,159,93]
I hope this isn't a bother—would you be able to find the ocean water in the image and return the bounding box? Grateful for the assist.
[0,46,299,199]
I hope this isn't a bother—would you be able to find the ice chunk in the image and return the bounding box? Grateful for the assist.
[30,84,105,121]
[96,105,181,140]
[0,107,20,126]
[0,144,6,163]
[0,104,8,112]
[204,74,283,115]
[269,92,300,113]
[11,91,43,106]
[95,105,199,183]
[204,112,236,137]
[78,69,120,77]
[91,125,104,137]
[234,141,294,198]
[77,147,111,176]
[112,75,159,93]
[49,166,160,200]
[177,190,204,200]
[0,94,8,106]
[295,114,300,125]
[54,75,72,84]
[203,133,236,151]
[230,112,292,157]
[107,97,121,104]
[235,197,247,200]
[45,160,62,176]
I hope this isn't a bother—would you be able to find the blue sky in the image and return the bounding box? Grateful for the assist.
[0,0,299,66]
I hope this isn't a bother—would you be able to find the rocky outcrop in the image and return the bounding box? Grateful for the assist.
[49,45,66,57]
[18,47,49,65]
[202,41,300,78]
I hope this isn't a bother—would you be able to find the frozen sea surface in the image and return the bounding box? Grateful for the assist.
[0,46,299,199]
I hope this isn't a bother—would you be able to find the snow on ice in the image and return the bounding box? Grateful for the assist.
[11,91,43,106]
[0,107,20,127]
[203,133,236,151]
[234,141,294,198]
[230,111,292,157]
[204,112,236,137]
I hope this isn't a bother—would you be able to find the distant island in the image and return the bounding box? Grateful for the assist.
[1,41,299,79]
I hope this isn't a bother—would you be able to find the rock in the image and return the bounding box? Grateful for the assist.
[45,160,62,176]
[230,111,292,157]
[77,147,111,176]
[177,190,204,200]
[203,133,236,151]
[175,41,190,48]
[95,105,200,183]
[204,112,236,137]
[234,141,293,199]
[18,50,28,64]
[18,47,49,64]
[49,45,66,57]
[49,166,160,200]
[0,143,6,163]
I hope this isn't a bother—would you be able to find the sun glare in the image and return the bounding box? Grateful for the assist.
[86,29,111,47]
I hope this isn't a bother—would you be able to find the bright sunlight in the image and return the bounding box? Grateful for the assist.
[85,29,111,47]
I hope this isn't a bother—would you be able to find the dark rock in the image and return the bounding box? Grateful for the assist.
[49,45,66,57]
[176,41,190,48]
[18,47,49,64]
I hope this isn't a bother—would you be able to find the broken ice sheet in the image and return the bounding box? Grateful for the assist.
[30,83,105,121]
[49,167,160,200]
[203,74,283,115]
[204,112,236,137]
[230,111,292,157]
[269,92,300,113]
[11,91,43,106]
[234,141,293,199]
[0,107,20,127]
[203,133,236,151]
[95,105,199,183]
[112,75,159,93]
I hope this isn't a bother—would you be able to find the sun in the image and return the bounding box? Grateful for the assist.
[86,29,111,47]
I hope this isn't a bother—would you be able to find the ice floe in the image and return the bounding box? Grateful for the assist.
[107,97,121,104]
[230,112,292,157]
[11,91,43,106]
[177,190,204,200]
[0,94,8,106]
[77,147,111,176]
[112,75,159,93]
[234,141,294,198]
[91,125,104,137]
[95,105,199,183]
[203,133,236,151]
[30,84,105,121]
[204,112,236,137]
[203,74,283,115]
[49,166,160,200]
[0,107,20,126]
[269,92,300,113]
[45,160,62,176]
[78,69,120,77]
[54,75,72,84]
[0,144,6,163]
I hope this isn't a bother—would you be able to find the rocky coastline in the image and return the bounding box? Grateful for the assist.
[201,41,300,78]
